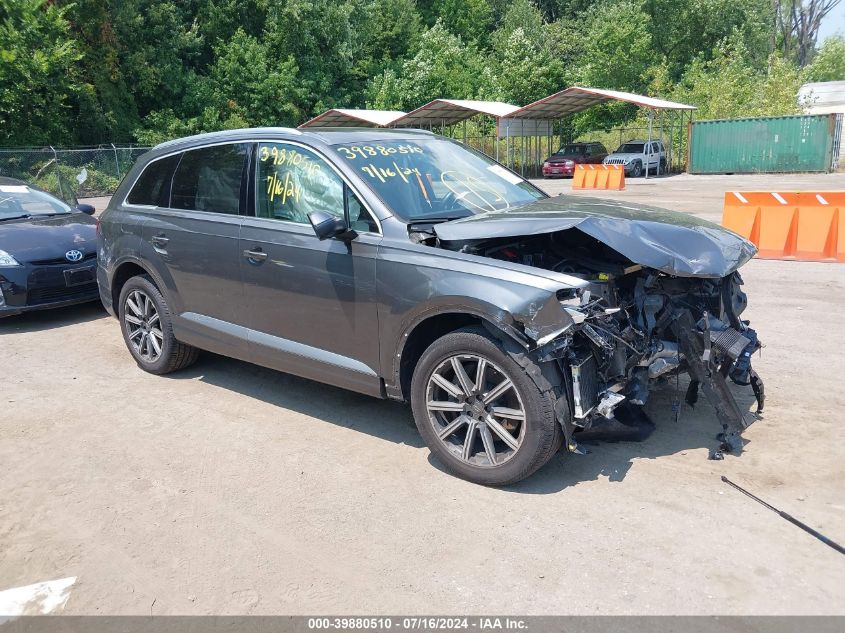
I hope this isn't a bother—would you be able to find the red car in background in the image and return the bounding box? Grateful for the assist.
[542,142,608,178]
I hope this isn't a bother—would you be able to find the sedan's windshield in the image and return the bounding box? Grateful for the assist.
[332,139,545,221]
[617,143,644,153]
[0,184,72,220]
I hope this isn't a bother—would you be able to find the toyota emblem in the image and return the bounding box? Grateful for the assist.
[65,249,84,262]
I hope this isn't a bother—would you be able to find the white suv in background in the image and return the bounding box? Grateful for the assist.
[603,140,667,177]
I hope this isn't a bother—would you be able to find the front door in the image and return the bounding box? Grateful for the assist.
[239,141,382,396]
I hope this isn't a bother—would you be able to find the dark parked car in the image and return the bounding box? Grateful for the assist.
[98,128,764,485]
[0,177,98,317]
[542,142,608,178]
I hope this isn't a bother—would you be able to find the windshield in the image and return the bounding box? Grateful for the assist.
[0,184,72,220]
[617,143,644,153]
[556,144,586,156]
[332,139,544,221]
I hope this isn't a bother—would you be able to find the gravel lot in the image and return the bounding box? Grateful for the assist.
[2,173,844,615]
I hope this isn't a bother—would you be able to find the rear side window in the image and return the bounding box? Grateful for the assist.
[126,154,181,206]
[170,143,249,214]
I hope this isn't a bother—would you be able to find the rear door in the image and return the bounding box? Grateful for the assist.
[239,141,382,396]
[140,142,252,357]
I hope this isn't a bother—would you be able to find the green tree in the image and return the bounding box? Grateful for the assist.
[431,0,494,45]
[0,0,81,145]
[136,29,303,143]
[642,0,772,78]
[671,37,802,119]
[366,21,486,110]
[576,0,656,91]
[490,27,566,104]
[805,35,845,81]
[61,0,140,143]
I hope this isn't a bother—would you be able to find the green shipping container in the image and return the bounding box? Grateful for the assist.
[688,114,836,174]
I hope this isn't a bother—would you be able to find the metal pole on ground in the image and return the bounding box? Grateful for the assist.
[111,143,121,179]
[645,110,653,179]
[50,146,65,202]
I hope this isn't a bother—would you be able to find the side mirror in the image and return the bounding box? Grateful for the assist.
[308,210,353,241]
[76,203,95,216]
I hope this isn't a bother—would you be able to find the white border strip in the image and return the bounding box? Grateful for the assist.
[0,577,76,616]
[732,192,748,204]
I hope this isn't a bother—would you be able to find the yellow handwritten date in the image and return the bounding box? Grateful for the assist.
[266,172,300,205]
[360,162,421,184]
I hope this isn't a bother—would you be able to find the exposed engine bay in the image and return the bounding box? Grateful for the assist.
[424,225,765,458]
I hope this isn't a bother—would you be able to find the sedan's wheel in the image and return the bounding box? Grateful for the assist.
[118,274,198,375]
[411,327,563,486]
[426,354,526,467]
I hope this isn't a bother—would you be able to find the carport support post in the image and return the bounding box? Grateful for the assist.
[520,119,525,177]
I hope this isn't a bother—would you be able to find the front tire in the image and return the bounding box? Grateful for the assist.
[410,327,562,486]
[118,275,198,375]
[630,160,643,177]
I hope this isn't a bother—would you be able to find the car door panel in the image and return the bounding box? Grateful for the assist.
[239,141,382,396]
[239,220,381,396]
[139,142,250,357]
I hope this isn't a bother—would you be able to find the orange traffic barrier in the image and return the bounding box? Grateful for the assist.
[722,191,845,262]
[572,164,625,191]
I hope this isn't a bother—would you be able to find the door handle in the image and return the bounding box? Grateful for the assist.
[151,234,169,248]
[243,247,268,263]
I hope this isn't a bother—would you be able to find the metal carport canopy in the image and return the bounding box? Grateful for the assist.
[506,86,696,119]
[299,109,407,128]
[390,99,521,127]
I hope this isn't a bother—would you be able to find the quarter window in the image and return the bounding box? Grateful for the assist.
[170,143,249,214]
[127,154,181,206]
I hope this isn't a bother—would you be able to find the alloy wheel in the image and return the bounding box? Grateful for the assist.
[124,289,163,363]
[425,354,526,468]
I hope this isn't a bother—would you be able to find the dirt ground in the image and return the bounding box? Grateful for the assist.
[2,173,844,615]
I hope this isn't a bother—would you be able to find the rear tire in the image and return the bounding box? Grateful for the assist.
[118,275,198,375]
[410,327,563,486]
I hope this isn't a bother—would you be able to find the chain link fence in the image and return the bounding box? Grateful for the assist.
[0,145,150,204]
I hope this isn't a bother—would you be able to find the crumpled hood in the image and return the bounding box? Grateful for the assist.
[434,196,757,278]
[0,213,97,263]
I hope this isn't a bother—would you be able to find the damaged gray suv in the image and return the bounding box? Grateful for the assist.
[98,128,764,486]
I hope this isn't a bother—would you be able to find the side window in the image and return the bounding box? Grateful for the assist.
[127,154,181,206]
[256,143,343,224]
[346,187,378,233]
[170,143,248,214]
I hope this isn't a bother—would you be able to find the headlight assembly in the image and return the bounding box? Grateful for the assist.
[0,250,21,267]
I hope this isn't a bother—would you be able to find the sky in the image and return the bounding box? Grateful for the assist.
[818,3,845,41]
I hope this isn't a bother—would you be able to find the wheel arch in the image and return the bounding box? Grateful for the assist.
[394,307,529,402]
[110,258,164,315]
